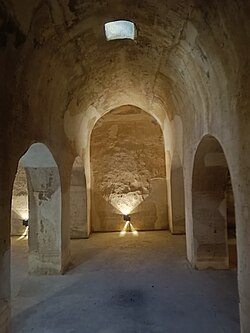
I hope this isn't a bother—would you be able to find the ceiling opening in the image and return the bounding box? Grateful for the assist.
[104,20,136,41]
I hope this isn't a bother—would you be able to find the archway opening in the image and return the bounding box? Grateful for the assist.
[192,135,237,270]
[90,105,168,233]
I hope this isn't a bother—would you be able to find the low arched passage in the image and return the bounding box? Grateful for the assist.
[192,135,237,270]
[18,143,62,275]
[70,156,88,238]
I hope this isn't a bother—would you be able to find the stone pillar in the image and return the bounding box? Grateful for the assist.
[26,166,61,274]
[0,170,12,332]
[236,173,250,333]
[60,175,71,273]
[0,212,10,333]
[70,159,88,239]
[20,143,63,275]
[170,153,185,234]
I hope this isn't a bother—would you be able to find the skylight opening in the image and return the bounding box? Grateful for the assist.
[104,20,136,41]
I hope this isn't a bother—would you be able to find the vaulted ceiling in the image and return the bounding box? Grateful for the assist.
[0,0,249,157]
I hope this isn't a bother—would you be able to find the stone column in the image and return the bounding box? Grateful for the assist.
[70,161,88,239]
[20,143,63,275]
[26,166,62,275]
[170,153,185,234]
[0,167,12,332]
[193,191,228,269]
[236,172,250,333]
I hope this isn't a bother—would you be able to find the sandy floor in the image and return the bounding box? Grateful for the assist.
[11,231,240,333]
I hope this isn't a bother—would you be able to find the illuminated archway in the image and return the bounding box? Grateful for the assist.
[90,105,168,232]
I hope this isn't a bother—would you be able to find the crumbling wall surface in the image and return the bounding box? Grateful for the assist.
[91,106,168,231]
[170,153,185,234]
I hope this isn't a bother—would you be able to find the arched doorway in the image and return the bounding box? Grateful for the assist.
[11,143,62,275]
[170,152,185,234]
[90,105,168,232]
[192,135,237,269]
[70,156,88,238]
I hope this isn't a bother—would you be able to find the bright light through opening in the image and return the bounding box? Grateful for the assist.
[119,221,138,237]
[104,20,136,41]
[18,226,29,240]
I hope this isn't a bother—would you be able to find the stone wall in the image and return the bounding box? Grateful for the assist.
[70,158,88,238]
[91,106,168,232]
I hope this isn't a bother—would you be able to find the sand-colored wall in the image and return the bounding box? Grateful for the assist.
[91,106,168,231]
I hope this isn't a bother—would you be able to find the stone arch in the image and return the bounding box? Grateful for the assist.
[192,135,237,269]
[70,156,88,238]
[90,105,168,232]
[18,143,62,274]
[170,153,185,234]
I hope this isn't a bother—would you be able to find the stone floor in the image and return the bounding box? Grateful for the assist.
[11,231,240,333]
